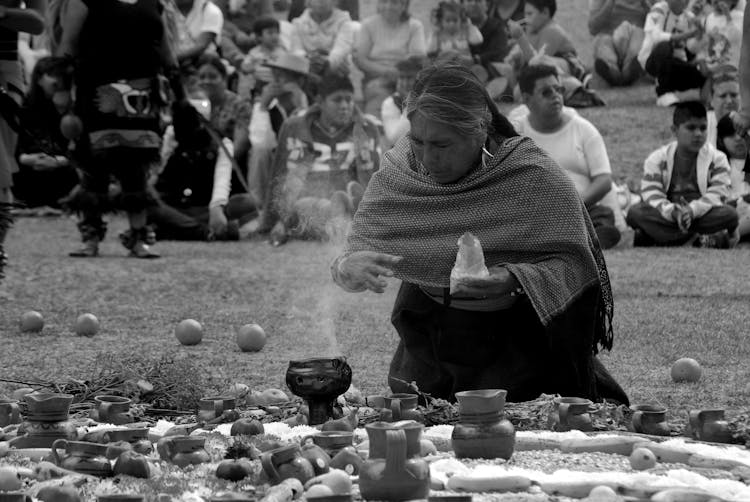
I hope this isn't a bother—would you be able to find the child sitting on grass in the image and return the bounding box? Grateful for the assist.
[427,2,483,61]
[239,16,287,99]
[506,0,588,84]
[638,0,705,107]
[626,101,739,248]
[716,114,750,240]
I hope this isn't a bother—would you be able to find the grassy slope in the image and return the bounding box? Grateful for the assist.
[0,1,747,417]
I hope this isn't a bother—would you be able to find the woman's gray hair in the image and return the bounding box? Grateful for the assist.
[405,64,517,139]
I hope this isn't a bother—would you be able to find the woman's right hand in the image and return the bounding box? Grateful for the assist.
[337,251,403,294]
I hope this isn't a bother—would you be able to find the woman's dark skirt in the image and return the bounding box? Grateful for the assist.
[389,282,629,404]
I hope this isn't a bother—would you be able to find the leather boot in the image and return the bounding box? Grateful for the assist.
[119,227,159,259]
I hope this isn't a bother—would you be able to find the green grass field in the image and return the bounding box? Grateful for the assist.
[0,1,747,420]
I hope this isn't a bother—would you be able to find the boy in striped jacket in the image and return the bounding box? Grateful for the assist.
[626,101,739,247]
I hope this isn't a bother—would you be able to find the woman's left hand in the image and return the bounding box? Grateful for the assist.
[452,265,520,299]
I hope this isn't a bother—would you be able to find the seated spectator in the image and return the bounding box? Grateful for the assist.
[196,54,252,183]
[12,56,78,210]
[463,0,514,77]
[216,0,272,53]
[589,0,649,87]
[427,2,483,61]
[289,0,359,21]
[381,55,424,150]
[511,65,621,249]
[257,72,380,245]
[508,0,589,84]
[239,16,287,98]
[695,0,743,75]
[355,0,426,116]
[289,0,355,75]
[707,72,740,146]
[506,0,604,106]
[638,0,705,107]
[488,0,526,21]
[175,0,224,67]
[716,114,750,240]
[627,101,739,248]
[148,98,255,241]
[247,53,311,208]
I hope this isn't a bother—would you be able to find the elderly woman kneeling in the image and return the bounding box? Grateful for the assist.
[331,64,628,404]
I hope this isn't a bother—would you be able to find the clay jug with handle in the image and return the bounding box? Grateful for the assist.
[452,389,515,459]
[630,404,670,436]
[380,394,423,423]
[687,409,732,443]
[157,436,210,467]
[548,397,593,432]
[0,398,21,427]
[91,396,133,425]
[359,422,429,501]
[51,439,113,477]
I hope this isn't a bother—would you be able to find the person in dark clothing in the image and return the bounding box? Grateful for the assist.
[463,0,512,72]
[12,56,78,210]
[331,64,629,405]
[57,0,178,258]
[147,98,255,241]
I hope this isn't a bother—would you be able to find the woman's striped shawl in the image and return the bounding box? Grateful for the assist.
[344,135,614,352]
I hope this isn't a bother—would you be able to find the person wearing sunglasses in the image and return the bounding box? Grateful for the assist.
[331,63,629,405]
[510,64,622,249]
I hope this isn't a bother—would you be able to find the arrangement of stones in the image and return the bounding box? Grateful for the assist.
[0,357,749,502]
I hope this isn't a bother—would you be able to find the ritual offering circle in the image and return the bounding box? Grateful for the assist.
[19,310,44,333]
[1,362,750,502]
[175,319,203,346]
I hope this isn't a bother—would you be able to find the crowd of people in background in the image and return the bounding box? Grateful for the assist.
[0,0,748,270]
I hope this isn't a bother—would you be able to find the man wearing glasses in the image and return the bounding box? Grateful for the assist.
[509,64,622,249]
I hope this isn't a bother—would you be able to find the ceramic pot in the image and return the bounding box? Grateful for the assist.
[260,443,315,484]
[157,435,210,467]
[97,496,145,502]
[548,397,593,432]
[285,357,352,425]
[379,394,423,423]
[198,396,236,422]
[359,421,429,501]
[24,392,73,422]
[12,418,78,448]
[451,389,515,459]
[302,431,353,457]
[630,404,670,436]
[89,396,133,425]
[51,439,113,477]
[687,409,732,443]
[0,399,21,427]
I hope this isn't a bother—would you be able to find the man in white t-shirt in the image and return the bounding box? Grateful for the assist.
[175,0,224,65]
[511,64,621,249]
